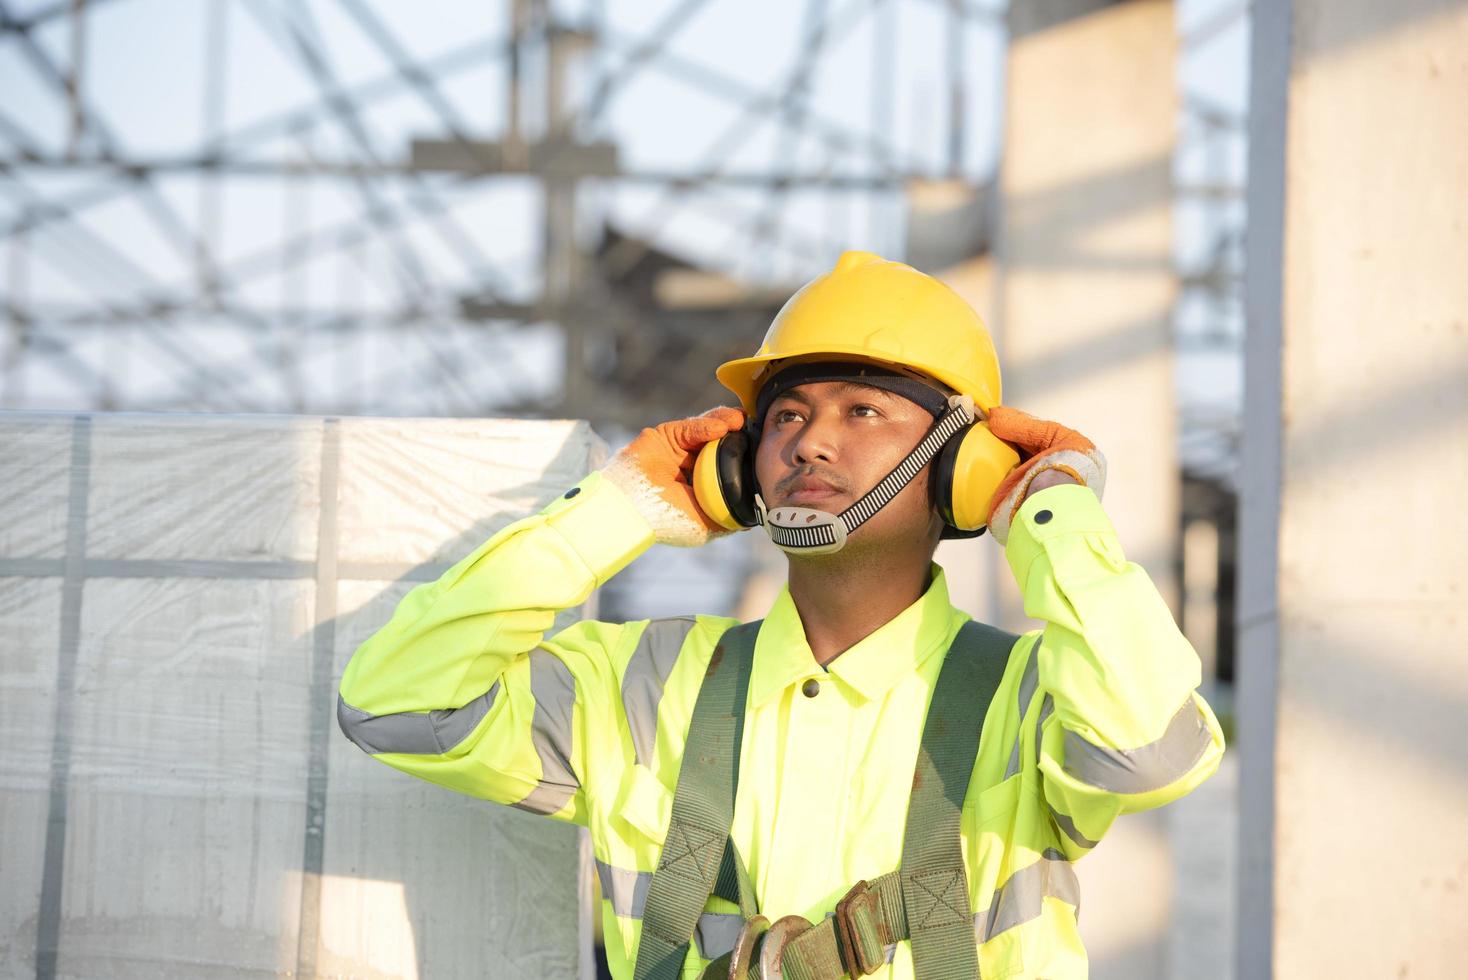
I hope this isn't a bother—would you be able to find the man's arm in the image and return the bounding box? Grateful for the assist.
[981,406,1224,859]
[1006,482,1225,859]
[336,471,655,822]
[337,407,744,822]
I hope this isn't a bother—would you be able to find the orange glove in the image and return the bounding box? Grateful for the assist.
[603,406,746,547]
[984,407,1107,546]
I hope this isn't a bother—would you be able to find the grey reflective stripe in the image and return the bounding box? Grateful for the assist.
[620,617,698,766]
[694,912,745,960]
[1048,804,1100,850]
[1005,636,1044,779]
[1061,696,1212,795]
[511,648,581,815]
[1035,693,1055,756]
[596,859,652,919]
[976,848,1081,942]
[336,684,500,756]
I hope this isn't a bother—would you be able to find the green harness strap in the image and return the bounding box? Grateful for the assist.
[758,621,1014,980]
[635,619,1016,980]
[633,620,762,980]
[897,619,1012,979]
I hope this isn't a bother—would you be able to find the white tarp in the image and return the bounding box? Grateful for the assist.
[1,411,604,979]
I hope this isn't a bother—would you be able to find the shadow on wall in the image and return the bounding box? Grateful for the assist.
[1003,152,1175,276]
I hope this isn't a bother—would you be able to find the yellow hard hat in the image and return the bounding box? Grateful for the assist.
[715,250,1002,414]
[697,249,1019,545]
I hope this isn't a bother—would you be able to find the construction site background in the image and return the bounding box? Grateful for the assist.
[1,1,1463,977]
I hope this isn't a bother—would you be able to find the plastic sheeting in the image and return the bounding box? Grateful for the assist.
[1,411,605,979]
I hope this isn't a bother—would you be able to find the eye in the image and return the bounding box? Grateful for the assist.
[772,407,804,424]
[852,404,881,418]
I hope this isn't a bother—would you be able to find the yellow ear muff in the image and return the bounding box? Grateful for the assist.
[940,422,1023,532]
[692,437,745,532]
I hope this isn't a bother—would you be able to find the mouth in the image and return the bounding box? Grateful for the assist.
[785,486,842,504]
[776,473,849,506]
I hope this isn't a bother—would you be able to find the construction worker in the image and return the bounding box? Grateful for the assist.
[338,251,1225,979]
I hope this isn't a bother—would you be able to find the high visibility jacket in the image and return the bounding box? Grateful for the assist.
[338,473,1225,979]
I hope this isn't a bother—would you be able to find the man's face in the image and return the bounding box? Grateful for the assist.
[754,380,941,547]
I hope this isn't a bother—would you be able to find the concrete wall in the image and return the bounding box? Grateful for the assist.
[997,0,1181,615]
[0,412,600,978]
[901,176,1005,621]
[1239,1,1468,976]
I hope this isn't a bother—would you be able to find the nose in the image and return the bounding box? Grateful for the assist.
[788,411,839,466]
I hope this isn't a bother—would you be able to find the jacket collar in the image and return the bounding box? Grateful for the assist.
[748,565,958,706]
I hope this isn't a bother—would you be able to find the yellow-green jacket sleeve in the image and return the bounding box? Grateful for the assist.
[336,471,654,824]
[1004,483,1225,859]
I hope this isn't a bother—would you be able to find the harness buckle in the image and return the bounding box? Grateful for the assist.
[724,915,768,980]
[834,880,886,977]
[755,915,814,979]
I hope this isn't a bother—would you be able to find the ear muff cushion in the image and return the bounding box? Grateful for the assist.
[933,430,969,531]
[715,428,761,528]
[934,422,1023,533]
[692,430,760,530]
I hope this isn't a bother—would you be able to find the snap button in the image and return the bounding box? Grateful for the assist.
[1034,509,1052,525]
[563,487,581,499]
[802,679,820,699]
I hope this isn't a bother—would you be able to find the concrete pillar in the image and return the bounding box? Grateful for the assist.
[1182,517,1220,695]
[1239,2,1468,976]
[931,242,1001,624]
[905,177,1005,621]
[997,4,1182,978]
[997,0,1180,616]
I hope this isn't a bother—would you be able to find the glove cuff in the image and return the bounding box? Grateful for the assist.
[988,448,1107,546]
[603,453,724,548]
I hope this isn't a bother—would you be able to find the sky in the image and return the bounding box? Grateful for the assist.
[0,0,1022,416]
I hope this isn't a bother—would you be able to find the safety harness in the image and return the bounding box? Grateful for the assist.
[632,618,1016,980]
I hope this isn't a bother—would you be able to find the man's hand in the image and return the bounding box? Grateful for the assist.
[983,407,1107,546]
[603,407,746,547]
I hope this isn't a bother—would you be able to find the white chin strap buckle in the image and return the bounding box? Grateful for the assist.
[756,495,848,555]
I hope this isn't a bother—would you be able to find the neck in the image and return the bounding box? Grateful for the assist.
[786,546,934,665]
